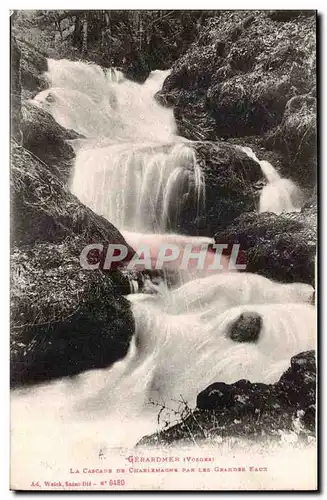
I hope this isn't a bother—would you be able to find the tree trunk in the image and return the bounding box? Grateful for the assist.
[72,15,83,51]
[81,16,88,57]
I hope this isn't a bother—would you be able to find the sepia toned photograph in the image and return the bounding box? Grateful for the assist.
[10,9,317,491]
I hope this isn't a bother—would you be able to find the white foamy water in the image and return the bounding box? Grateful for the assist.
[11,273,315,466]
[238,146,303,214]
[11,59,316,468]
[70,141,204,232]
[33,59,205,232]
[129,273,315,404]
[34,60,173,141]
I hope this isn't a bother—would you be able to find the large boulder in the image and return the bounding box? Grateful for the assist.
[21,101,82,182]
[179,141,264,235]
[264,94,317,187]
[16,38,48,99]
[215,203,317,285]
[11,140,135,386]
[137,351,316,447]
[159,11,316,186]
[11,240,134,386]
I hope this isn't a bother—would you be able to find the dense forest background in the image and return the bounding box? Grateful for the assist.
[12,10,219,81]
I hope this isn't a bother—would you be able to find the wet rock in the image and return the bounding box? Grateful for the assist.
[124,53,151,83]
[21,101,82,182]
[228,312,262,343]
[197,381,240,411]
[225,136,286,176]
[301,404,316,432]
[112,268,162,295]
[155,89,175,108]
[16,38,48,99]
[197,378,275,415]
[137,351,316,447]
[196,350,316,417]
[179,141,264,235]
[277,351,316,408]
[215,205,317,285]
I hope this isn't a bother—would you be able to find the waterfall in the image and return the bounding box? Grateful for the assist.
[33,59,205,232]
[14,59,316,460]
[238,146,304,214]
[70,141,204,232]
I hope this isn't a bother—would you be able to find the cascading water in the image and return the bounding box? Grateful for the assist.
[34,59,205,232]
[11,272,315,465]
[12,59,316,465]
[238,146,304,214]
[70,141,204,232]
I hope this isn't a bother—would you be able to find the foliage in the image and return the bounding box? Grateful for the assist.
[12,10,220,81]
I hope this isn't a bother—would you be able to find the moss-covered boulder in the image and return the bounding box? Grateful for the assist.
[215,203,317,285]
[12,35,80,182]
[180,141,264,235]
[11,140,136,386]
[21,101,82,182]
[11,240,134,386]
[264,94,317,187]
[159,11,316,186]
[137,351,316,448]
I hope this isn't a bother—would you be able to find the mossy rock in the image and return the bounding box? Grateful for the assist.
[11,140,136,386]
[215,204,317,285]
[21,101,82,182]
[179,141,264,235]
[16,38,48,99]
[11,240,134,386]
[11,140,134,256]
[159,11,316,187]
[264,94,317,187]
